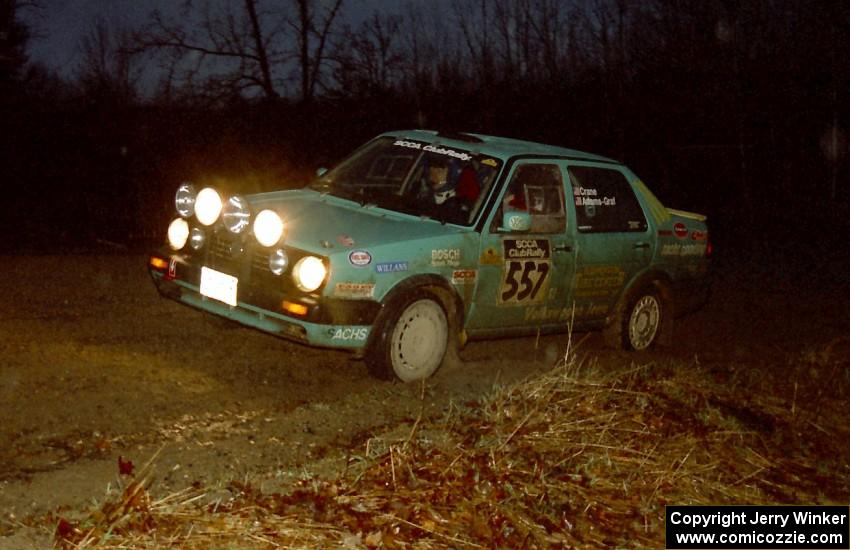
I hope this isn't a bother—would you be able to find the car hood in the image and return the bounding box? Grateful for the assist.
[248,189,467,252]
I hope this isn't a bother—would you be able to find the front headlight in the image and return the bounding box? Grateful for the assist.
[223,195,250,234]
[167,218,189,250]
[195,187,223,226]
[175,183,196,218]
[253,209,285,247]
[292,256,326,292]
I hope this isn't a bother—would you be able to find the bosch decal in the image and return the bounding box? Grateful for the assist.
[431,248,461,267]
[348,250,372,267]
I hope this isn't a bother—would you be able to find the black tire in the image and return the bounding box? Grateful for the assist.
[365,289,449,382]
[604,287,663,351]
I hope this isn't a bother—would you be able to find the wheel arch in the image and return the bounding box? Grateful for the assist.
[372,274,465,341]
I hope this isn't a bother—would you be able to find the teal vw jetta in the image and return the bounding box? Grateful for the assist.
[150,130,711,381]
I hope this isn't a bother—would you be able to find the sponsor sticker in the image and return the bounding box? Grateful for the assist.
[167,258,177,279]
[337,234,355,247]
[479,247,502,265]
[375,261,409,274]
[673,222,688,239]
[431,248,461,267]
[393,140,472,162]
[328,326,370,341]
[334,282,375,298]
[691,230,708,241]
[451,269,477,285]
[499,239,552,304]
[573,265,625,298]
[348,250,372,267]
[661,243,707,257]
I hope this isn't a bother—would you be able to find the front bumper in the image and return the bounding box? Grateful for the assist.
[149,250,380,350]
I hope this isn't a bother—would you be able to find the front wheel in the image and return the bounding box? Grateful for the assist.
[366,290,449,382]
[605,287,663,351]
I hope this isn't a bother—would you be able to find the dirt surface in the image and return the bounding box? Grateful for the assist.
[1,253,848,546]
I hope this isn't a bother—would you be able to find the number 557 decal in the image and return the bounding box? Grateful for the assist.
[499,239,551,305]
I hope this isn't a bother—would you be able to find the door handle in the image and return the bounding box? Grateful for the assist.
[633,242,650,250]
[553,244,573,252]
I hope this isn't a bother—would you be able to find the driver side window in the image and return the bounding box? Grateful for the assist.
[495,163,566,234]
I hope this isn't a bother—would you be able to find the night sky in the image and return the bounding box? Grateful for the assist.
[24,0,392,78]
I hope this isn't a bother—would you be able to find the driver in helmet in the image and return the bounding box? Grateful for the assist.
[427,159,456,205]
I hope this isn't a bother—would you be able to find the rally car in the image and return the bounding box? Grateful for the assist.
[149,130,711,382]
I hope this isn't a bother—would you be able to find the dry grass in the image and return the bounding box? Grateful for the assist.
[50,336,850,548]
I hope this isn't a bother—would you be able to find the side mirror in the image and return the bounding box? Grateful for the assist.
[316,167,328,177]
[500,211,531,232]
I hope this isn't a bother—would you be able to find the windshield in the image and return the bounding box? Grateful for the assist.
[309,137,502,225]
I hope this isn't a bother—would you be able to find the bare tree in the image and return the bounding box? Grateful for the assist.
[136,0,281,101]
[77,18,140,102]
[291,0,344,103]
[1,0,40,85]
[331,11,403,96]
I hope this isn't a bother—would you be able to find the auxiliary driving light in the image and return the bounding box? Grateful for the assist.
[269,248,289,275]
[189,227,206,250]
[167,218,189,250]
[253,209,285,247]
[223,195,251,234]
[175,183,196,218]
[195,187,223,226]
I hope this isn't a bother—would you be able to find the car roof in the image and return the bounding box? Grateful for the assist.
[382,129,620,165]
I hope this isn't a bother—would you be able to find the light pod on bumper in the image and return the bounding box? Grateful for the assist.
[167,218,189,250]
[223,195,251,234]
[195,187,223,226]
[253,209,285,247]
[292,256,326,292]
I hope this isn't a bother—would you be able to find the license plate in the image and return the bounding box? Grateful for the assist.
[200,267,238,307]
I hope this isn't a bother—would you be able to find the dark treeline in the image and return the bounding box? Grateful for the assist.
[2,0,848,259]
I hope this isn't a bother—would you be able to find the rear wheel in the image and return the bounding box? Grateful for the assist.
[605,287,663,351]
[366,289,449,382]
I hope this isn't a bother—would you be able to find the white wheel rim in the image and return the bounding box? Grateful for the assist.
[390,299,447,381]
[628,295,660,350]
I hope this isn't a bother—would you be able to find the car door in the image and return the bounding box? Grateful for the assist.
[466,161,577,331]
[564,164,652,322]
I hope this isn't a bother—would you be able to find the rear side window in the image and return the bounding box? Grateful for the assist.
[568,166,647,233]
